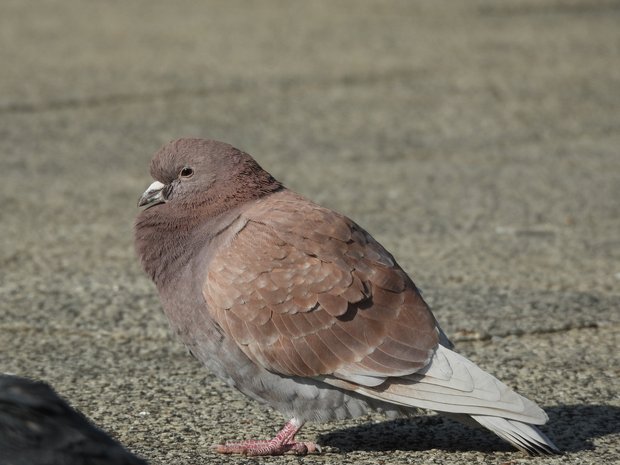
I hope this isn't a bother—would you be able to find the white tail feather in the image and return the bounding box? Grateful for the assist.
[322,345,558,454]
[472,415,559,454]
[350,346,548,424]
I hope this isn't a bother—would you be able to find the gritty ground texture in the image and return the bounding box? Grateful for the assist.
[1,0,619,464]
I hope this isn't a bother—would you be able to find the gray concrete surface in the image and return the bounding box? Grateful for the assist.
[1,0,619,463]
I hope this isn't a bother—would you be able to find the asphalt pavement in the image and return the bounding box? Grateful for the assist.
[1,1,618,464]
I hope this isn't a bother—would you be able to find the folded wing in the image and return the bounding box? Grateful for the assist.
[203,191,439,381]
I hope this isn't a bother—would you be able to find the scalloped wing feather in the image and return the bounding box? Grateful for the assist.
[203,191,439,379]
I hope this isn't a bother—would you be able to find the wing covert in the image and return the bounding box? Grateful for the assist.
[203,191,439,383]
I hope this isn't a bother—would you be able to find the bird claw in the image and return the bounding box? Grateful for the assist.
[283,441,322,455]
[213,418,323,456]
[214,440,321,456]
[305,442,322,454]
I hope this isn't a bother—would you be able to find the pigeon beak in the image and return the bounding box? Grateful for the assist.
[138,181,166,208]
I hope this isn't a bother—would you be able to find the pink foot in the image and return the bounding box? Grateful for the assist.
[214,418,321,456]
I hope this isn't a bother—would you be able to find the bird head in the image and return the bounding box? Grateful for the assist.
[137,138,282,213]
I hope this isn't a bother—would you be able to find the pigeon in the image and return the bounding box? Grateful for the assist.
[134,138,559,456]
[0,374,148,465]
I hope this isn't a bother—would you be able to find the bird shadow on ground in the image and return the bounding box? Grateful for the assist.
[317,405,620,454]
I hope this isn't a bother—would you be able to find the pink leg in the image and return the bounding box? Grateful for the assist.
[214,418,320,456]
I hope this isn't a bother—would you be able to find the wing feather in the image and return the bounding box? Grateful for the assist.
[203,191,439,378]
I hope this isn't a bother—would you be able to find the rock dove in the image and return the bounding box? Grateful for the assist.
[0,374,148,465]
[134,138,559,456]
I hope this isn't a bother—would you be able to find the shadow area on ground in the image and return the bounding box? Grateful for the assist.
[317,405,619,454]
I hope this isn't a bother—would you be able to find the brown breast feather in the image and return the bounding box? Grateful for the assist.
[203,191,439,383]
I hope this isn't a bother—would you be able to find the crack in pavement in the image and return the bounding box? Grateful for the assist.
[0,66,429,115]
[1,320,616,343]
[450,321,617,343]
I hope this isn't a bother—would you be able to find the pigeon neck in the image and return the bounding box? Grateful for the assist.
[135,204,247,288]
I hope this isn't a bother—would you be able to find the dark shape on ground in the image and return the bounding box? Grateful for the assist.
[318,405,619,453]
[0,374,148,465]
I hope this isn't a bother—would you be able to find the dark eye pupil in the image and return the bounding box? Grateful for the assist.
[181,167,193,177]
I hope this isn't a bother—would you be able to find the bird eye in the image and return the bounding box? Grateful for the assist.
[180,167,194,178]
